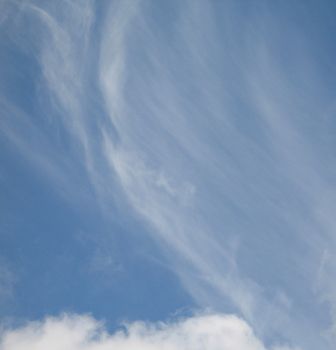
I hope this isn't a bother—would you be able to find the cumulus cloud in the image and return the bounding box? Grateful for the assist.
[0,313,294,350]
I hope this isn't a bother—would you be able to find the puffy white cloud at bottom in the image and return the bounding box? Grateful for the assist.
[0,313,296,350]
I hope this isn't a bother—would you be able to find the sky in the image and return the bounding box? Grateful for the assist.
[1,0,336,349]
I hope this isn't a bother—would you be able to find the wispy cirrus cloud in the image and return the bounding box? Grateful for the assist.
[98,1,336,347]
[1,0,336,349]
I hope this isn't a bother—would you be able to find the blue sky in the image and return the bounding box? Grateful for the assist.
[1,1,336,349]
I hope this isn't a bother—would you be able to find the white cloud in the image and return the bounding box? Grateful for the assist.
[0,313,295,350]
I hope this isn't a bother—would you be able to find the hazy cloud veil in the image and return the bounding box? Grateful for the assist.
[1,0,336,349]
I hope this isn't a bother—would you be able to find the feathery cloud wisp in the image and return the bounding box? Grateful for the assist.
[1,1,336,349]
